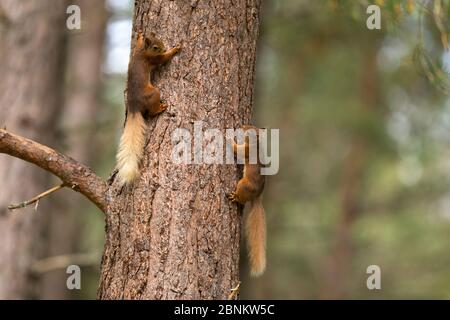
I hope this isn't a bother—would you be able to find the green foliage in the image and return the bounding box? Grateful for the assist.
[241,0,450,299]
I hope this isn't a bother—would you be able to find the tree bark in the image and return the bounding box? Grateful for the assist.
[0,0,67,298]
[0,0,261,300]
[97,0,261,299]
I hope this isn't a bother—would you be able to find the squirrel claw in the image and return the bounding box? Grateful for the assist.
[174,45,182,53]
[227,192,237,203]
[228,281,241,300]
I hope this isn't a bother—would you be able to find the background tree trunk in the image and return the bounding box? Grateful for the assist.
[97,0,261,300]
[40,0,107,299]
[0,0,67,299]
[320,37,381,299]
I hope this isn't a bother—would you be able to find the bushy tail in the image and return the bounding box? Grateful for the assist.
[116,112,147,185]
[245,195,266,277]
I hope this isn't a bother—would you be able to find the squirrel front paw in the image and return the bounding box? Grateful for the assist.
[227,192,237,203]
[174,44,182,53]
[159,103,168,112]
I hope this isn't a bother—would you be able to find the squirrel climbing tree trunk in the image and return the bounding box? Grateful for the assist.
[0,0,261,300]
[97,0,261,299]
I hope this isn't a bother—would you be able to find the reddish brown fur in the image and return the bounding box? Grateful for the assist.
[127,32,181,116]
[227,125,266,276]
[117,32,181,185]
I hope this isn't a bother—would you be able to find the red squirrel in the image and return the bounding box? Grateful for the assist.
[116,31,181,185]
[227,125,266,276]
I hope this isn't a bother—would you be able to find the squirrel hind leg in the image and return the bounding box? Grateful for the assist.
[234,179,255,204]
[143,87,165,117]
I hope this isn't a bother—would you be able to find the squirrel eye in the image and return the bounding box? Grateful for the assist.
[152,45,158,50]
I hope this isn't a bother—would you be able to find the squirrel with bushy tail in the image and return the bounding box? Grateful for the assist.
[115,31,267,277]
[228,125,267,277]
[116,31,181,185]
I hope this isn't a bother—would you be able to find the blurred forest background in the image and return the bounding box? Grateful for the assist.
[2,0,450,299]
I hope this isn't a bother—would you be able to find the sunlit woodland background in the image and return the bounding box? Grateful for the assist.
[2,0,450,299]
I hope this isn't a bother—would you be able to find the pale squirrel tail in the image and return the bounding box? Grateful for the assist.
[116,112,147,185]
[245,195,266,277]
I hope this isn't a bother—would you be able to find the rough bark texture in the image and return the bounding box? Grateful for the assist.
[0,0,261,300]
[41,0,107,299]
[98,0,261,299]
[0,0,66,298]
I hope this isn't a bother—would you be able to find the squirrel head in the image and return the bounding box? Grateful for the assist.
[240,125,262,146]
[242,125,261,137]
[238,125,265,163]
[135,31,166,57]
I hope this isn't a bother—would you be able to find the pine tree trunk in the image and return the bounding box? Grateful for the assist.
[0,0,67,299]
[97,0,261,300]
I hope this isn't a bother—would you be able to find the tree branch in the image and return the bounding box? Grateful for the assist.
[8,183,67,210]
[0,129,107,212]
[31,252,100,274]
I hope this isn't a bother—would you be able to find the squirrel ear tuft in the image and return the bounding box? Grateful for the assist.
[144,37,151,47]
